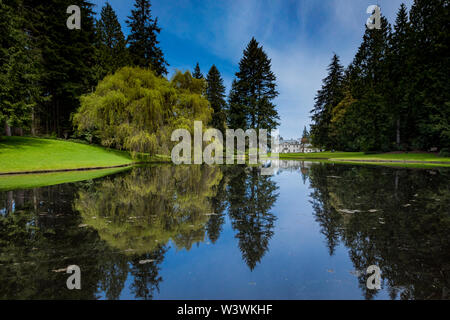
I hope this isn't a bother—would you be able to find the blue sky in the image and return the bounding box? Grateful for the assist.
[91,0,413,139]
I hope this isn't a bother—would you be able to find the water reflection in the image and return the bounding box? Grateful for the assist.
[0,165,278,299]
[303,162,450,300]
[0,163,449,299]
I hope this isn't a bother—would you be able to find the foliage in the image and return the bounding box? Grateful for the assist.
[126,0,168,76]
[206,65,227,133]
[192,62,203,79]
[310,1,450,152]
[95,2,129,80]
[72,67,212,157]
[230,37,280,131]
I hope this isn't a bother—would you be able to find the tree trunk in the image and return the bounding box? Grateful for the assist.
[4,121,11,136]
[396,118,401,146]
[31,108,36,136]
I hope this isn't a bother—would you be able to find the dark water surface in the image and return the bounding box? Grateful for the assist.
[1,162,449,300]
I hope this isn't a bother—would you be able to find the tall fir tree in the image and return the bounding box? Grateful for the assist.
[24,0,98,136]
[227,79,247,129]
[234,37,279,130]
[126,0,168,76]
[344,16,392,151]
[192,62,203,79]
[0,0,42,137]
[95,2,128,80]
[386,4,412,148]
[206,65,227,133]
[310,53,344,150]
[409,0,450,149]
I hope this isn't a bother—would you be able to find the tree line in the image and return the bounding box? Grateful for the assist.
[1,0,280,143]
[310,0,449,154]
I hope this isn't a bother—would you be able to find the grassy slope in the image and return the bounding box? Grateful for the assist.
[0,136,133,173]
[0,166,132,191]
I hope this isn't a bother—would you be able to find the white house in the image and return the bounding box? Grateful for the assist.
[273,138,321,154]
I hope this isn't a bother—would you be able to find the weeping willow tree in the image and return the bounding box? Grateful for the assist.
[72,67,212,158]
[74,165,223,254]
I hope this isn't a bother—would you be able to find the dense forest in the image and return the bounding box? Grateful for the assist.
[310,1,449,154]
[0,0,279,154]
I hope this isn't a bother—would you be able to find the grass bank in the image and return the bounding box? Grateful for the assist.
[272,151,450,167]
[0,166,132,191]
[0,136,134,174]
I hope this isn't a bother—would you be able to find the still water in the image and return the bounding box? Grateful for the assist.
[0,162,449,300]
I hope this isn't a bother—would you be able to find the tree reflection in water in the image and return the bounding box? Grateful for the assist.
[305,162,450,300]
[0,164,279,299]
[2,162,447,299]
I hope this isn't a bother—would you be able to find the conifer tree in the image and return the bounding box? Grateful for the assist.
[192,62,203,79]
[206,65,227,133]
[126,0,168,75]
[0,0,41,136]
[310,53,344,149]
[234,37,279,131]
[409,0,450,149]
[96,2,128,80]
[227,79,247,130]
[386,4,411,148]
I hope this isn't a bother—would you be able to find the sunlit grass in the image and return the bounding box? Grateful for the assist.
[0,167,132,191]
[0,136,134,173]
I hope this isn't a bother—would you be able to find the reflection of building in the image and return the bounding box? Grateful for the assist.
[274,138,321,153]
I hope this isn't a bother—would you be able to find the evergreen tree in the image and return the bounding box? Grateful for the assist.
[0,0,41,137]
[192,62,203,79]
[302,126,309,140]
[310,53,344,149]
[386,4,412,149]
[126,0,168,76]
[234,37,279,130]
[340,16,392,151]
[408,0,450,149]
[206,65,227,133]
[95,2,128,80]
[227,79,247,129]
[25,0,98,136]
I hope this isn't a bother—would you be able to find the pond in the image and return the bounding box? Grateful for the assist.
[0,162,449,300]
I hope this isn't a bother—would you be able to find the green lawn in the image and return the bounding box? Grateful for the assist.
[0,166,132,191]
[0,136,133,174]
[272,151,450,167]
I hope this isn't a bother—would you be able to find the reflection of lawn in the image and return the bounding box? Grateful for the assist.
[271,151,450,167]
[0,167,132,191]
[0,136,133,173]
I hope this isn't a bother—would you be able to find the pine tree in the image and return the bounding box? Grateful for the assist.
[95,2,128,80]
[0,0,41,137]
[206,65,227,133]
[227,79,247,129]
[346,16,392,151]
[192,62,203,79]
[386,4,412,148]
[310,53,344,149]
[409,0,450,149]
[126,0,168,76]
[24,0,98,136]
[234,37,279,130]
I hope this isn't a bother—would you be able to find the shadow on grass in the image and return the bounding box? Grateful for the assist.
[0,136,52,152]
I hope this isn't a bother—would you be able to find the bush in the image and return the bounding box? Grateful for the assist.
[439,148,450,157]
